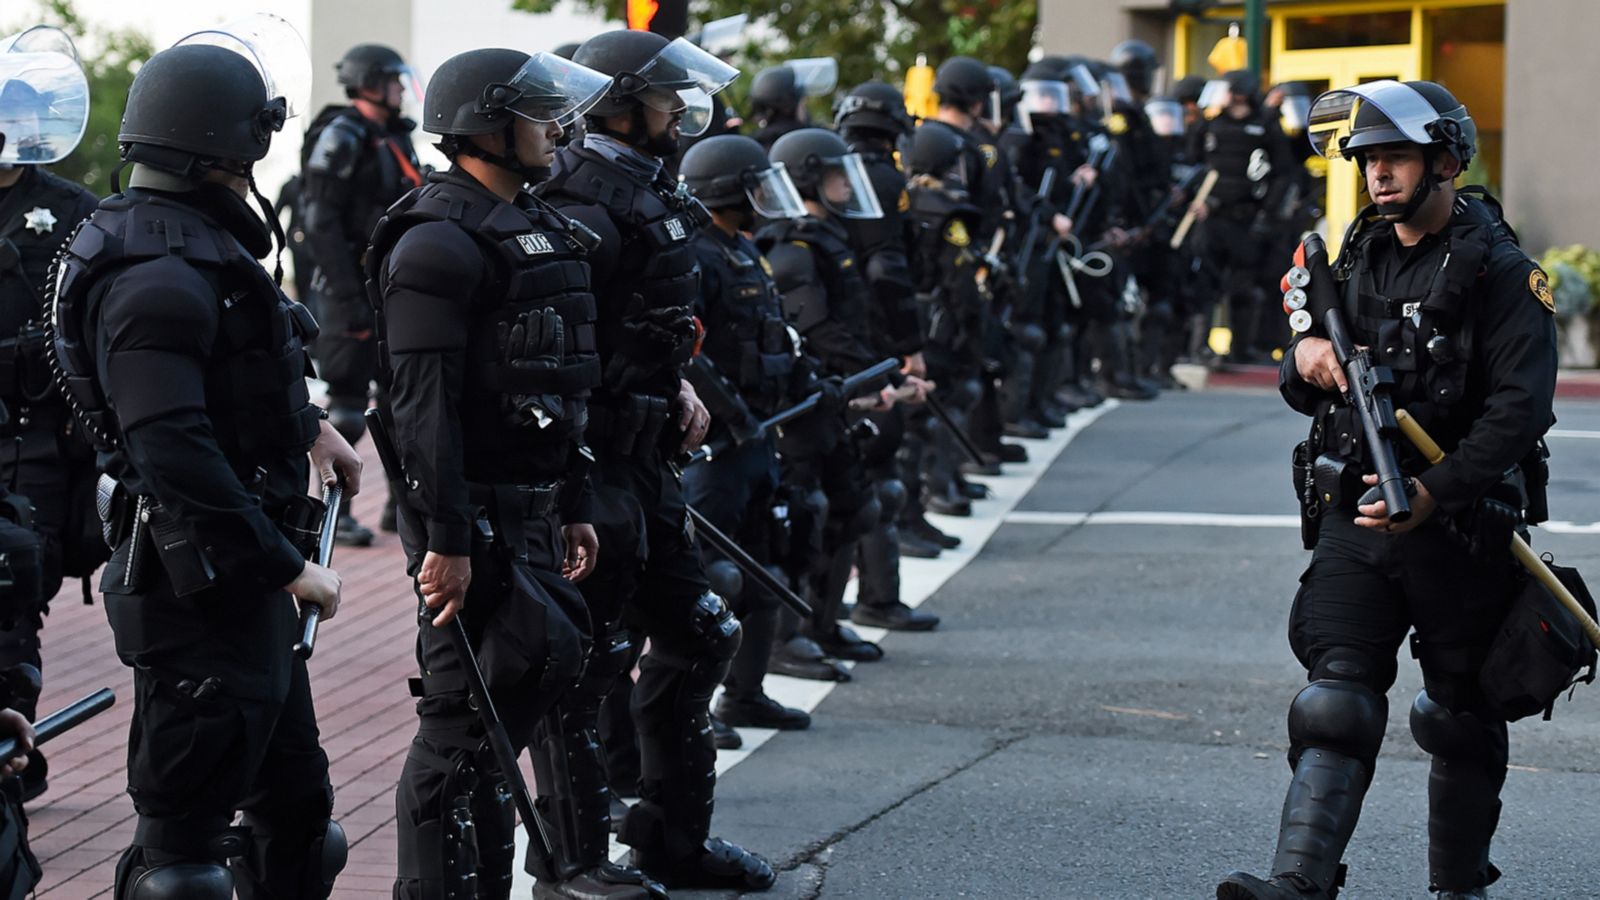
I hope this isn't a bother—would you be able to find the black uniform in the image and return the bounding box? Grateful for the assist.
[0,165,101,719]
[53,181,340,895]
[538,135,745,867]
[300,106,422,427]
[369,169,595,896]
[1267,192,1556,895]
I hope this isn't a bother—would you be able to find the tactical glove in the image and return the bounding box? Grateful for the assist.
[603,302,697,391]
[1468,495,1521,561]
[495,307,565,428]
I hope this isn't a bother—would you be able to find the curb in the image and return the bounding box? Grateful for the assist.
[1183,363,1600,401]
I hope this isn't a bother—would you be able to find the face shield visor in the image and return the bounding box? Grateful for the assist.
[0,26,88,164]
[1277,93,1310,136]
[1017,79,1068,134]
[786,57,838,98]
[1197,79,1233,117]
[1065,64,1099,114]
[698,13,747,56]
[1144,98,1185,138]
[745,161,807,219]
[1307,80,1443,160]
[631,37,739,137]
[176,13,311,125]
[499,52,613,129]
[377,63,426,123]
[1100,71,1133,106]
[817,151,883,219]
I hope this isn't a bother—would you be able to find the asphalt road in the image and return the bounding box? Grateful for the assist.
[692,389,1600,900]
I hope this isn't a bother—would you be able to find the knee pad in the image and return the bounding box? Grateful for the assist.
[1016,323,1047,353]
[1308,646,1398,695]
[875,478,907,520]
[1287,679,1387,765]
[689,591,742,662]
[1409,690,1508,766]
[954,377,983,409]
[314,820,348,892]
[703,559,743,603]
[851,495,882,536]
[126,864,234,900]
[326,404,366,446]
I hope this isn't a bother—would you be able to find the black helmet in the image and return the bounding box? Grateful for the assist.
[553,42,581,61]
[119,43,285,175]
[1317,79,1475,169]
[1174,74,1206,106]
[835,80,913,137]
[768,127,882,219]
[1021,59,1066,82]
[750,66,801,117]
[933,56,994,109]
[336,43,407,92]
[574,30,737,136]
[908,123,965,182]
[1222,69,1260,105]
[680,133,805,218]
[987,66,1021,123]
[423,49,609,137]
[1109,39,1159,96]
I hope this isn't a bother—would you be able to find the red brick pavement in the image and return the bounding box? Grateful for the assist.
[27,444,424,897]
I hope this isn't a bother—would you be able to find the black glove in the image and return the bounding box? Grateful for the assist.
[814,375,846,417]
[495,307,565,428]
[1468,495,1520,560]
[604,303,697,391]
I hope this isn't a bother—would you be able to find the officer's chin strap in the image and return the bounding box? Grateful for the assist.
[457,123,549,186]
[246,167,289,287]
[1370,148,1444,224]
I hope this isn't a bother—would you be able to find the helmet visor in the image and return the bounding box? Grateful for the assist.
[504,52,613,127]
[820,152,884,220]
[0,27,88,164]
[176,13,311,121]
[635,38,739,137]
[698,13,748,55]
[1100,71,1133,105]
[1019,79,1069,117]
[1145,98,1185,137]
[1308,80,1441,159]
[786,57,838,98]
[1197,79,1231,114]
[1278,93,1310,136]
[1066,64,1100,104]
[746,161,806,219]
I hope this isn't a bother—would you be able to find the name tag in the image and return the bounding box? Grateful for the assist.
[1402,301,1421,319]
[517,233,554,255]
[665,217,688,241]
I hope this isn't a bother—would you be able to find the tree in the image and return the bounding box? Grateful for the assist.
[2,0,154,193]
[510,0,1036,117]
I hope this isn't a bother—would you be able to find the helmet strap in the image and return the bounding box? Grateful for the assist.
[1368,146,1443,223]
[246,167,289,287]
[457,123,550,185]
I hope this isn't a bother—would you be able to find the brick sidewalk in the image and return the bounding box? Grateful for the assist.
[27,443,421,897]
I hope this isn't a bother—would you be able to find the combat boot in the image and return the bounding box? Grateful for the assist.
[897,531,942,559]
[534,861,668,899]
[769,636,850,682]
[1002,417,1049,439]
[807,623,884,662]
[710,715,741,750]
[716,692,811,730]
[632,837,776,892]
[334,512,374,547]
[852,601,939,632]
[905,513,960,549]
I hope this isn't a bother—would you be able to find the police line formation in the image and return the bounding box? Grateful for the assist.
[0,10,1580,900]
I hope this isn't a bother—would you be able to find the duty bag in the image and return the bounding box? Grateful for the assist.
[1479,558,1597,722]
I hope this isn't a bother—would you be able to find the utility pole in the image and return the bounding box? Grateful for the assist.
[1244,0,1266,74]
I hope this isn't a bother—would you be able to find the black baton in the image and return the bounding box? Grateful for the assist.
[0,687,116,761]
[924,393,990,466]
[687,505,813,618]
[293,481,343,660]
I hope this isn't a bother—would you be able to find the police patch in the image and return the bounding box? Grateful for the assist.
[1529,267,1555,314]
[1106,113,1128,135]
[944,220,970,248]
[665,217,688,241]
[759,256,774,277]
[980,144,998,169]
[516,233,554,255]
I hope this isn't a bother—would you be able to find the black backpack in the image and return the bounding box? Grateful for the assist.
[1479,558,1598,721]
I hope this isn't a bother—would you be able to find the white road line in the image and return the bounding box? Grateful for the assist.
[1004,510,1600,535]
[1548,430,1600,440]
[515,401,1121,888]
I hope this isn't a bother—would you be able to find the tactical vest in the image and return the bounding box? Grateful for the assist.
[301,106,421,248]
[49,194,322,468]
[907,180,982,298]
[760,217,872,336]
[540,145,706,391]
[366,176,600,458]
[694,232,798,414]
[1202,114,1274,208]
[842,150,913,260]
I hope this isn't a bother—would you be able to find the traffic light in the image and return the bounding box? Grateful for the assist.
[628,0,688,38]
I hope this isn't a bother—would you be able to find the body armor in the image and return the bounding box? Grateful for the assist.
[300,106,422,299]
[907,178,984,350]
[841,148,922,357]
[693,231,797,417]
[756,216,871,337]
[367,174,600,480]
[1200,113,1277,209]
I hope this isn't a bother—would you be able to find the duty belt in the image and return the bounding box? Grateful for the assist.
[467,481,564,521]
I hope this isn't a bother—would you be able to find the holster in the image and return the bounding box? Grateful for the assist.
[147,502,217,597]
[1312,453,1363,512]
[1291,440,1319,550]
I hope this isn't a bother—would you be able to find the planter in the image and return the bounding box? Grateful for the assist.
[1557,312,1598,369]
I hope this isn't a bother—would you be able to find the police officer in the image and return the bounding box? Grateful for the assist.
[748,58,835,152]
[538,30,775,890]
[0,25,100,800]
[1186,69,1295,365]
[677,133,819,728]
[300,43,424,545]
[365,49,649,898]
[1218,81,1558,900]
[0,704,36,889]
[50,25,358,896]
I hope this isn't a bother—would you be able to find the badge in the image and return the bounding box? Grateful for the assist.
[23,207,56,236]
[1105,113,1128,135]
[516,233,554,255]
[980,144,998,169]
[1529,267,1555,314]
[665,217,688,241]
[944,220,970,248]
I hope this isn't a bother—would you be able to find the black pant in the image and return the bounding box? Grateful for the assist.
[105,572,334,897]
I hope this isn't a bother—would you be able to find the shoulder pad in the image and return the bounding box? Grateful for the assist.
[306,115,367,179]
[384,220,486,301]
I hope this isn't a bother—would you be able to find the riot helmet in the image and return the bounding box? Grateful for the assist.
[908,123,967,184]
[1108,39,1160,97]
[692,14,748,56]
[934,56,997,119]
[987,66,1021,127]
[553,42,581,61]
[575,31,738,138]
[835,80,913,138]
[768,127,882,220]
[680,133,805,219]
[0,25,88,166]
[1145,97,1185,138]
[1016,73,1070,135]
[750,66,801,122]
[1174,74,1206,107]
[423,48,610,182]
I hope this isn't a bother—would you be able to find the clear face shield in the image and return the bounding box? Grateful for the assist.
[0,26,88,165]
[1017,79,1068,135]
[1277,93,1311,138]
[1144,98,1185,138]
[698,13,748,56]
[1307,80,1442,160]
[384,64,426,123]
[1197,79,1232,117]
[819,152,884,219]
[501,52,613,129]
[632,37,739,137]
[745,161,807,219]
[176,14,312,126]
[1065,64,1099,116]
[786,57,838,98]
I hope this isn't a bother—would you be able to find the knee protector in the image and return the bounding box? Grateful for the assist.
[875,478,907,521]
[1287,679,1387,767]
[1015,323,1047,353]
[326,404,367,446]
[689,591,742,662]
[313,820,348,893]
[126,864,234,900]
[1409,691,1508,766]
[850,495,881,537]
[703,560,743,604]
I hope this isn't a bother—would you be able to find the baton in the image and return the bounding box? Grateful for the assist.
[924,393,989,466]
[293,481,342,660]
[1395,410,1600,651]
[0,687,116,761]
[1169,169,1219,250]
[684,357,900,465]
[687,506,813,618]
[364,406,564,878]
